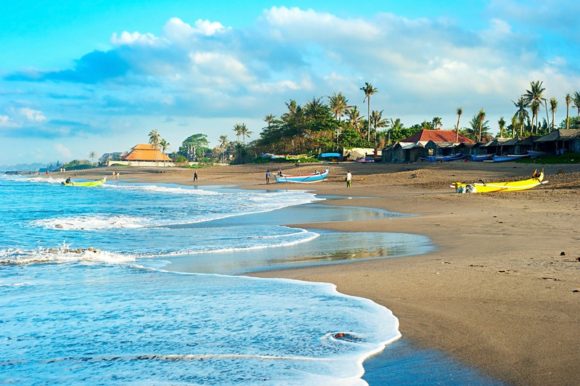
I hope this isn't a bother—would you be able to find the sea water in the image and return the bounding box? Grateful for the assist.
[0,175,430,385]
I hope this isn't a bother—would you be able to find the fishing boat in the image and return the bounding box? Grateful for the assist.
[486,154,530,163]
[470,154,493,162]
[62,178,107,187]
[275,169,329,183]
[451,170,545,193]
[424,153,465,162]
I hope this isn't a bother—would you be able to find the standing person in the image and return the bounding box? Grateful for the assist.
[193,171,198,182]
[345,170,352,188]
[265,169,271,184]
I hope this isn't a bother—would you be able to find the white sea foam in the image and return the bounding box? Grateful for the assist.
[105,183,219,195]
[160,229,320,257]
[0,245,136,266]
[31,215,153,230]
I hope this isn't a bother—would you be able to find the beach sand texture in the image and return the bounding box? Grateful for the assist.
[73,162,580,385]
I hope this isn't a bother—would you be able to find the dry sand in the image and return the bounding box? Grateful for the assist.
[72,162,580,385]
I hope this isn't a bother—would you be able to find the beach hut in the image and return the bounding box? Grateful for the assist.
[534,129,580,154]
[117,144,174,167]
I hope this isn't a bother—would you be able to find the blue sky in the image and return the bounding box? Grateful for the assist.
[1,0,579,165]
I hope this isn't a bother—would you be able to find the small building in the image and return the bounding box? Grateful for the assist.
[342,148,381,161]
[534,129,580,154]
[110,144,174,167]
[383,130,474,163]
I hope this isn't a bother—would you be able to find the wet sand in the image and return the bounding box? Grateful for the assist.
[71,162,580,385]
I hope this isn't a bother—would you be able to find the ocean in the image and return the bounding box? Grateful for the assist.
[0,175,496,385]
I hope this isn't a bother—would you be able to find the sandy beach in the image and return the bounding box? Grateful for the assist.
[72,162,580,385]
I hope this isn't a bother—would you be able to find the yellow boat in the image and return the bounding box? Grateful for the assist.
[62,178,107,187]
[452,171,545,193]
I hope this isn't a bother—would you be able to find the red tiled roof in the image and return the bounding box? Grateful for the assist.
[401,129,474,144]
[124,144,171,161]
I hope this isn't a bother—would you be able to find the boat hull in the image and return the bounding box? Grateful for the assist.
[275,170,329,183]
[63,178,107,187]
[487,154,530,163]
[425,154,465,162]
[452,172,544,193]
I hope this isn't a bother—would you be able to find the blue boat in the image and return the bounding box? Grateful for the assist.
[470,154,494,162]
[488,154,530,163]
[276,169,329,183]
[424,153,465,162]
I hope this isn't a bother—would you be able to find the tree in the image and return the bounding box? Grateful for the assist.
[513,97,529,132]
[574,91,580,116]
[549,97,558,130]
[89,151,96,165]
[523,81,546,134]
[432,117,443,130]
[455,107,463,142]
[360,82,378,141]
[346,106,363,134]
[179,133,209,161]
[498,117,506,138]
[467,110,490,142]
[328,92,349,121]
[370,110,388,144]
[159,139,170,153]
[234,123,252,144]
[148,129,161,149]
[565,94,572,130]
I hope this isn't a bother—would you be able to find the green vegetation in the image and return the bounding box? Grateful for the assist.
[519,153,580,164]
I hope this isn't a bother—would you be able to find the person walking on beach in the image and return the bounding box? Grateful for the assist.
[265,169,271,184]
[193,171,198,182]
[345,170,352,188]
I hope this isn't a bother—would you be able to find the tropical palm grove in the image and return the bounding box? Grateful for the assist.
[156,80,580,164]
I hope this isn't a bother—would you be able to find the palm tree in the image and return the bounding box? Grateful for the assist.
[523,81,546,134]
[574,91,580,116]
[264,114,275,130]
[159,139,170,153]
[346,106,363,134]
[510,116,521,138]
[432,117,442,130]
[513,97,529,132]
[455,108,463,142]
[565,94,571,130]
[360,82,378,141]
[370,110,388,144]
[549,97,558,130]
[89,151,96,165]
[530,101,540,134]
[498,117,506,138]
[328,92,348,121]
[148,129,161,149]
[477,109,488,142]
[233,123,252,144]
[218,135,229,162]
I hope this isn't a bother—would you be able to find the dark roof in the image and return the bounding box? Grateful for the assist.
[535,129,580,143]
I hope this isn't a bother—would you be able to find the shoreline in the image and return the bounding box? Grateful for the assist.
[68,162,580,385]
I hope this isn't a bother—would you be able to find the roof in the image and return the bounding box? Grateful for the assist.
[535,129,580,143]
[401,129,474,144]
[124,144,171,161]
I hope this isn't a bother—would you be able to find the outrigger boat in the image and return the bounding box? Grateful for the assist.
[62,178,107,187]
[451,170,546,193]
[275,169,329,183]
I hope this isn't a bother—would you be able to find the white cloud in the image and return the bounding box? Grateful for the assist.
[193,19,226,36]
[111,31,160,46]
[18,107,47,123]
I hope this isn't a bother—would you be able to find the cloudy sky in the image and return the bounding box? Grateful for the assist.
[1,0,579,165]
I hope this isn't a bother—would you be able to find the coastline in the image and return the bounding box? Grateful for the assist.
[69,162,580,385]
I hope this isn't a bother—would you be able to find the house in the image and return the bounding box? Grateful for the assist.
[534,129,580,154]
[109,144,174,167]
[383,130,474,162]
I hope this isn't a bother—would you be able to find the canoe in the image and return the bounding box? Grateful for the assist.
[275,169,329,183]
[63,178,107,187]
[486,154,530,163]
[424,154,464,162]
[451,171,545,193]
[470,154,493,162]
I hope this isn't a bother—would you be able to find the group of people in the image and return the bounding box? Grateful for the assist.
[265,169,284,184]
[111,171,121,180]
